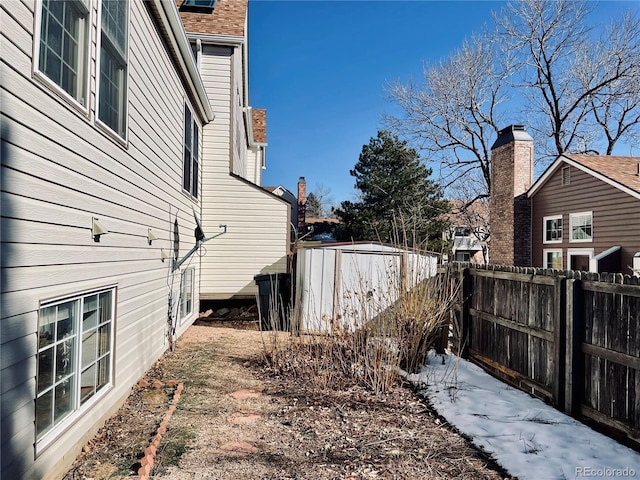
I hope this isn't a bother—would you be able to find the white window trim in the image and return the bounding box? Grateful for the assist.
[543,215,563,244]
[33,0,92,114]
[567,248,596,273]
[182,102,200,199]
[35,285,116,455]
[569,211,593,243]
[180,268,195,324]
[95,0,129,143]
[543,248,563,269]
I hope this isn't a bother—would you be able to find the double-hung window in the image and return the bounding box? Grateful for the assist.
[36,0,90,106]
[98,0,128,138]
[36,288,115,447]
[570,212,593,242]
[543,215,563,243]
[183,104,199,197]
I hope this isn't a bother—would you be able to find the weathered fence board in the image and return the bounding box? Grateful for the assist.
[444,263,640,450]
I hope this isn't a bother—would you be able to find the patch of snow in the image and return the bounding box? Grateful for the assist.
[408,353,640,480]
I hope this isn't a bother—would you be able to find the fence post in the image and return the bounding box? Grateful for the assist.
[460,267,472,358]
[564,278,583,415]
[553,275,566,408]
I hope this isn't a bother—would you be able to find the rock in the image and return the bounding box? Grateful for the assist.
[230,389,261,400]
[218,441,258,455]
[137,379,150,388]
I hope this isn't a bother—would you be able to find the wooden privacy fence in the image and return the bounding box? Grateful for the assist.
[441,263,640,450]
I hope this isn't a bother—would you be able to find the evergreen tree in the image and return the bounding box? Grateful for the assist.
[305,192,323,218]
[334,130,448,250]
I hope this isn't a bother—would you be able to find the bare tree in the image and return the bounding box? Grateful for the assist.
[447,172,491,262]
[579,12,640,155]
[496,0,640,157]
[385,34,508,199]
[308,184,336,218]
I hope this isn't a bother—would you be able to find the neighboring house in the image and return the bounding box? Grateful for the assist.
[529,154,640,274]
[443,200,489,264]
[264,184,298,231]
[1,1,213,478]
[178,0,290,300]
[490,125,640,275]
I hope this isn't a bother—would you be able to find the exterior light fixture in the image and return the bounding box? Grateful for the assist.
[148,228,158,245]
[92,218,108,242]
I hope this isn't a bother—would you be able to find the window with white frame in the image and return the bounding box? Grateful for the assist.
[570,212,593,242]
[544,249,563,269]
[36,0,90,105]
[543,215,563,243]
[455,252,471,262]
[183,104,199,197]
[180,268,194,321]
[98,0,128,138]
[36,288,115,445]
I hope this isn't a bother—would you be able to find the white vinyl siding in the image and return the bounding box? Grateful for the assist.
[231,50,247,177]
[198,44,288,299]
[35,0,90,107]
[246,146,263,186]
[1,2,203,478]
[97,0,128,139]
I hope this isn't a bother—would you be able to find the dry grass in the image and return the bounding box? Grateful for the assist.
[261,253,459,395]
[62,325,510,480]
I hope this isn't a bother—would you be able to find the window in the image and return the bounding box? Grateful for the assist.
[570,212,593,242]
[181,0,217,12]
[36,288,114,446]
[455,252,471,262]
[180,268,194,322]
[36,0,90,105]
[98,0,128,138]
[543,215,563,243]
[183,104,199,197]
[544,249,562,269]
[454,226,471,237]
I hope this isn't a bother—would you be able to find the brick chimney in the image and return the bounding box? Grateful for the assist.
[297,176,306,233]
[490,125,533,266]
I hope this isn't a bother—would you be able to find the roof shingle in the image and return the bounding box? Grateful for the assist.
[563,154,640,194]
[176,0,246,37]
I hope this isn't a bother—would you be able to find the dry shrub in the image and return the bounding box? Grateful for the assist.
[260,247,459,395]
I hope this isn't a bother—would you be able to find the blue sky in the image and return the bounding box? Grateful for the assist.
[248,0,636,205]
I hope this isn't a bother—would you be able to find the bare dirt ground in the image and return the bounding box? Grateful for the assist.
[62,324,511,480]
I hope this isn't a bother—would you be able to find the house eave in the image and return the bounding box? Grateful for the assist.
[528,154,640,201]
[151,0,215,123]
[185,32,245,47]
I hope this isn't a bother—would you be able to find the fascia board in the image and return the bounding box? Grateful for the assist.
[528,154,640,200]
[152,0,214,123]
[527,156,564,198]
[186,32,245,47]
